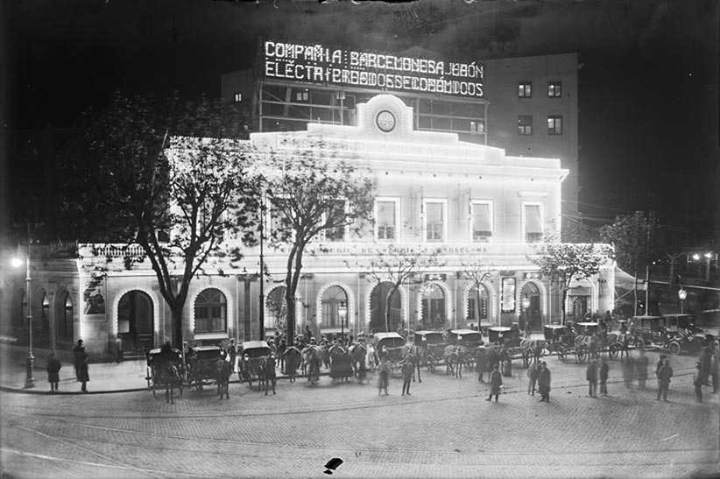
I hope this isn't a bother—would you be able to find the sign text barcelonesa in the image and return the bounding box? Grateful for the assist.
[264,41,484,99]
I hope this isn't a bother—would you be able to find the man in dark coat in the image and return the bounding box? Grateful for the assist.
[475,346,487,383]
[599,358,609,396]
[657,358,673,401]
[486,364,502,402]
[527,362,539,396]
[72,339,85,380]
[538,361,551,402]
[586,359,599,397]
[47,352,62,392]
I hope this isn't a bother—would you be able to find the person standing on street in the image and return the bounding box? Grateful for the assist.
[72,339,85,380]
[486,364,502,402]
[377,358,390,396]
[476,346,487,383]
[599,358,609,396]
[657,358,673,401]
[711,346,719,394]
[635,349,649,389]
[538,361,551,402]
[47,351,62,392]
[76,347,90,393]
[527,361,539,396]
[401,359,414,396]
[586,359,599,397]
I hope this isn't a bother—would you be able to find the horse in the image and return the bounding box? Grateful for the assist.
[365,343,378,372]
[302,346,321,385]
[215,358,232,400]
[283,346,302,383]
[153,361,183,404]
[402,344,422,383]
[444,345,468,378]
[258,355,277,395]
[520,339,545,368]
[329,344,353,383]
[349,343,368,383]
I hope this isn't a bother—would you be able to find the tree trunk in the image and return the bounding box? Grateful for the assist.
[171,304,183,349]
[284,244,305,348]
[475,283,482,326]
[561,289,568,325]
[385,284,399,332]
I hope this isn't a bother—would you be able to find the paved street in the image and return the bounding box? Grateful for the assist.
[1,349,718,479]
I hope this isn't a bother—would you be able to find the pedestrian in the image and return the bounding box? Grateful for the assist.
[655,354,667,378]
[76,347,90,393]
[635,349,649,389]
[586,359,598,397]
[527,361,539,396]
[227,339,237,372]
[72,339,85,380]
[476,346,487,383]
[401,359,413,396]
[47,351,62,392]
[538,361,551,402]
[486,364,502,402]
[599,357,609,396]
[377,358,390,396]
[277,339,286,373]
[656,358,673,401]
[304,325,312,344]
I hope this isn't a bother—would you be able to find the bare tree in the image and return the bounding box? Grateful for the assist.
[459,249,497,325]
[530,243,610,324]
[259,139,375,346]
[59,91,259,347]
[366,244,444,332]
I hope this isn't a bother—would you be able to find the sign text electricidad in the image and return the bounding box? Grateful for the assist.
[264,41,484,99]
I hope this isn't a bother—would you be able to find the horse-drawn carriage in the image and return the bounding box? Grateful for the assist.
[185,345,227,390]
[373,332,406,373]
[571,321,627,362]
[238,341,276,393]
[446,329,483,372]
[486,325,539,368]
[543,324,573,361]
[328,342,354,382]
[413,330,447,372]
[146,346,184,403]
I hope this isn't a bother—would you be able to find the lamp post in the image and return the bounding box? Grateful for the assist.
[338,301,347,344]
[678,288,687,314]
[12,240,34,389]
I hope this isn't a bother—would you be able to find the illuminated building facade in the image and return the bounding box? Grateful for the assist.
[1,92,612,357]
[222,41,579,237]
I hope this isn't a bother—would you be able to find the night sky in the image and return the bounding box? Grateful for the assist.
[2,0,718,244]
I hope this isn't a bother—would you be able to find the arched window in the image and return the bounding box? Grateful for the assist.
[421,283,445,328]
[467,284,489,321]
[195,288,227,333]
[321,286,348,328]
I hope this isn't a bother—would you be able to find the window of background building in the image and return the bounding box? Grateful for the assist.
[324,199,346,242]
[295,89,309,102]
[518,82,532,98]
[518,115,533,135]
[470,119,485,133]
[548,115,563,135]
[376,199,398,241]
[195,288,227,333]
[523,204,543,243]
[234,93,242,102]
[471,202,493,242]
[548,82,562,98]
[425,201,446,242]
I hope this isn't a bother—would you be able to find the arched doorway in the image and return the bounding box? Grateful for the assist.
[117,291,154,354]
[320,285,348,340]
[520,282,542,331]
[194,288,228,335]
[265,286,287,339]
[572,296,588,322]
[421,283,446,329]
[466,284,489,326]
[370,282,401,333]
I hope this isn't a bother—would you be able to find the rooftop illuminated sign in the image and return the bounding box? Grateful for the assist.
[263,41,484,99]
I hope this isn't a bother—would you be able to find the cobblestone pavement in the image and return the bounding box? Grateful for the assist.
[1,349,718,479]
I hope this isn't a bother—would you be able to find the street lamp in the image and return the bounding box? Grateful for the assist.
[678,288,687,314]
[12,245,34,389]
[338,301,347,344]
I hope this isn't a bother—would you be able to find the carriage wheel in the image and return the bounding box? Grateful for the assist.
[609,344,620,359]
[557,346,566,362]
[668,341,681,355]
[427,356,436,373]
[577,348,587,363]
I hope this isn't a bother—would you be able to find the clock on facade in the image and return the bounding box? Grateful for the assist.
[375,110,396,132]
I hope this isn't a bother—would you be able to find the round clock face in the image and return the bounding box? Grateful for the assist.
[376,110,396,132]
